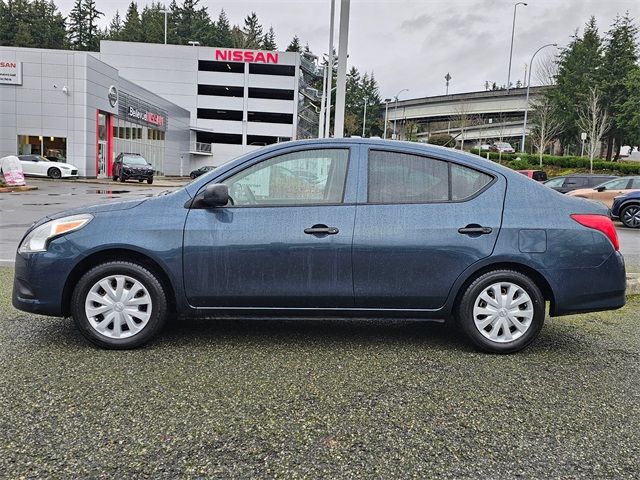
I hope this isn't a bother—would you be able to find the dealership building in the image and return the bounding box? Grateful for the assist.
[0,42,315,178]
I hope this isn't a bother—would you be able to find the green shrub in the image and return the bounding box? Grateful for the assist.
[507,159,532,170]
[427,134,455,146]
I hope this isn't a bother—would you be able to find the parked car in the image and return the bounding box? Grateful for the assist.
[189,165,216,179]
[611,190,640,228]
[489,142,515,153]
[567,176,640,208]
[543,174,617,194]
[17,155,78,179]
[112,153,154,184]
[516,170,548,182]
[13,139,625,353]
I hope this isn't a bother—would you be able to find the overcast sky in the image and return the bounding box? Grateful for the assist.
[54,0,640,99]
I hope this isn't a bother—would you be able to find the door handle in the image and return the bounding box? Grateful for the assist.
[458,225,493,235]
[304,225,339,235]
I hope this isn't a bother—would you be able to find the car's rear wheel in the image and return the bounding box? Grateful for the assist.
[48,167,61,179]
[456,270,545,353]
[147,177,154,184]
[620,204,640,228]
[71,261,167,349]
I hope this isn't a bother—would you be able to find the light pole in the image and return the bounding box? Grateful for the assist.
[362,98,368,137]
[507,2,527,93]
[383,98,391,139]
[521,43,557,152]
[160,9,169,44]
[393,88,408,140]
[324,0,335,137]
[445,72,451,95]
[333,0,351,138]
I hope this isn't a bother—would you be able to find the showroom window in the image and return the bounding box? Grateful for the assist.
[17,135,67,160]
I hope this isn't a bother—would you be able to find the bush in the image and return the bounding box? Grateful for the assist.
[467,149,640,175]
[507,158,532,170]
[427,134,455,146]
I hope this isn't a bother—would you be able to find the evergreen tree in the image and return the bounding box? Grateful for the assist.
[262,25,276,50]
[547,17,602,150]
[599,12,639,159]
[286,35,301,52]
[67,0,87,49]
[211,9,232,47]
[140,2,166,43]
[107,10,124,40]
[0,0,31,46]
[241,12,263,49]
[13,22,34,47]
[121,2,142,42]
[173,0,210,45]
[619,67,640,148]
[84,0,103,50]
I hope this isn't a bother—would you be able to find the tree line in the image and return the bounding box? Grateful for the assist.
[539,13,640,160]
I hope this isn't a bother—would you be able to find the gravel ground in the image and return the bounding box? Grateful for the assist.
[1,267,639,479]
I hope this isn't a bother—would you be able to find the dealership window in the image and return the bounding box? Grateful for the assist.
[247,135,289,146]
[248,63,295,77]
[198,85,244,97]
[112,117,166,174]
[198,60,244,73]
[248,111,293,124]
[197,108,243,121]
[17,135,66,160]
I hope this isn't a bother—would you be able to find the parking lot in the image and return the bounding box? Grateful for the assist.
[1,178,640,477]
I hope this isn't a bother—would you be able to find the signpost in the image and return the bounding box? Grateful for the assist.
[0,156,26,187]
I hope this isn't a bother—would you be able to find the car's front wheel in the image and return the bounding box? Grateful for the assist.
[147,177,154,184]
[48,167,62,179]
[456,270,545,353]
[71,261,167,349]
[620,204,640,228]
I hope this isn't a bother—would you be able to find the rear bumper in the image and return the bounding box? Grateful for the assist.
[545,251,626,316]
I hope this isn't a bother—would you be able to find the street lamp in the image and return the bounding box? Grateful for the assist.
[383,98,391,139]
[507,2,527,93]
[445,72,452,95]
[393,88,409,140]
[160,9,169,45]
[521,43,557,152]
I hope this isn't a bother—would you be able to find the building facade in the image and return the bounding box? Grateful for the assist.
[99,41,304,168]
[0,46,191,177]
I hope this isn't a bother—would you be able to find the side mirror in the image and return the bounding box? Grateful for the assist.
[203,183,230,207]
[596,186,606,192]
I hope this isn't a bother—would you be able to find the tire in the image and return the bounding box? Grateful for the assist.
[119,172,126,183]
[71,261,168,349]
[147,177,154,184]
[48,167,62,179]
[620,204,640,229]
[138,179,144,183]
[112,175,118,182]
[456,270,545,354]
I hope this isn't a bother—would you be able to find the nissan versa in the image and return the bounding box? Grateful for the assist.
[12,139,626,353]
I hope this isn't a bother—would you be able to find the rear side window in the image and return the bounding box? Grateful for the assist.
[368,150,492,203]
[532,171,548,181]
[565,177,587,187]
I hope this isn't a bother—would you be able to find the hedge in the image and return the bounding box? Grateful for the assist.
[468,149,640,175]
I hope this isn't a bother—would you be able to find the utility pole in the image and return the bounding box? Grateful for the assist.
[445,72,451,95]
[392,89,408,140]
[507,2,527,92]
[160,9,169,44]
[319,63,328,138]
[362,98,368,137]
[324,0,335,137]
[383,98,391,139]
[333,0,350,138]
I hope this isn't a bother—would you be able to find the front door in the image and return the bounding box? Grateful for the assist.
[353,148,506,310]
[97,141,107,178]
[183,147,357,308]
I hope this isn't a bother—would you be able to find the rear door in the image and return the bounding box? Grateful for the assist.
[352,148,506,310]
[560,176,587,193]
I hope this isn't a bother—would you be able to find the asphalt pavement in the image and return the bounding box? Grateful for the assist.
[1,266,639,478]
[1,178,639,271]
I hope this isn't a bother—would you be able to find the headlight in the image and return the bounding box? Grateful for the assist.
[19,214,93,253]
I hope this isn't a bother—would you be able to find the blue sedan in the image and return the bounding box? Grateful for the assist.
[611,190,640,228]
[12,139,626,353]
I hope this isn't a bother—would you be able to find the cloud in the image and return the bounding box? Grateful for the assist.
[401,14,432,31]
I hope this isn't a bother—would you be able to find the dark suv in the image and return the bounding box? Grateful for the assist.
[543,174,616,194]
[113,153,154,184]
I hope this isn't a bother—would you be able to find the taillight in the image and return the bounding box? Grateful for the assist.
[570,214,619,251]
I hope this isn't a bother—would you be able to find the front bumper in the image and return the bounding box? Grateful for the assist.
[122,170,153,180]
[60,169,78,178]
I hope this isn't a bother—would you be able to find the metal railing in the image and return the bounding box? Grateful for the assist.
[191,142,212,154]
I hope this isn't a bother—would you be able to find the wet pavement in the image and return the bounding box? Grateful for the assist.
[1,178,639,271]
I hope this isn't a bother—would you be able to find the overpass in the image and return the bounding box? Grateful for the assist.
[386,86,548,147]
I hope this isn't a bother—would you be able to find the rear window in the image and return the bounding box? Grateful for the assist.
[367,150,492,203]
[532,171,547,181]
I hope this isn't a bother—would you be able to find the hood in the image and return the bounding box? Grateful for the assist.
[48,161,78,169]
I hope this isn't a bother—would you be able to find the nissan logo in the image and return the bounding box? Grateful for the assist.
[108,85,118,107]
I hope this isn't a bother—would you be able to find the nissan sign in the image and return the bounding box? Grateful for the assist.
[0,60,22,85]
[108,85,118,107]
[215,49,279,64]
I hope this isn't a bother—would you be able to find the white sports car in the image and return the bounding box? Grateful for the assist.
[17,155,78,179]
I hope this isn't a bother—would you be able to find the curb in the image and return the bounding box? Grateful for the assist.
[0,185,38,193]
[628,273,640,295]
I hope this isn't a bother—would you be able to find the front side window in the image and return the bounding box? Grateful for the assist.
[631,177,640,189]
[599,178,631,190]
[223,149,349,206]
[367,151,492,203]
[544,177,565,187]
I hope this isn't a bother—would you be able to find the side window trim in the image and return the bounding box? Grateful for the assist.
[363,148,496,205]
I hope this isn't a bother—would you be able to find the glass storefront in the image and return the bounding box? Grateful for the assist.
[112,118,166,174]
[17,135,67,160]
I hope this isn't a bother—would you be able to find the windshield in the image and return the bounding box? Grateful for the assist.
[123,155,148,165]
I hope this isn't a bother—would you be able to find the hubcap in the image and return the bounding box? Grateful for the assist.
[622,206,640,228]
[472,282,534,343]
[84,275,152,339]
